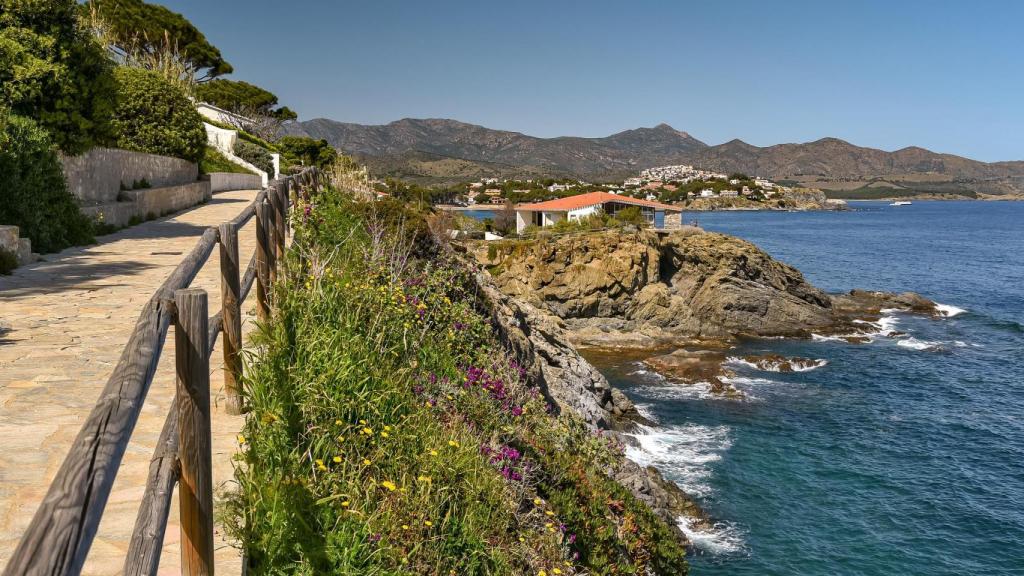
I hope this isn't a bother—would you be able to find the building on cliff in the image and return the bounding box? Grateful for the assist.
[514,192,682,232]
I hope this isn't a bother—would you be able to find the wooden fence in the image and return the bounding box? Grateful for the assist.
[3,167,321,576]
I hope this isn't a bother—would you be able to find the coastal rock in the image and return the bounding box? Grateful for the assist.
[643,348,738,395]
[736,353,828,372]
[475,228,938,344]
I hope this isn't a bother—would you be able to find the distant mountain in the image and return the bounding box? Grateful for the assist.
[284,118,1024,196]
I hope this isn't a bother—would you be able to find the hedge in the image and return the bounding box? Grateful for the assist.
[0,112,95,253]
[111,67,207,164]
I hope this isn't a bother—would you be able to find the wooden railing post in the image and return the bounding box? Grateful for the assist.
[255,200,271,320]
[272,184,286,260]
[217,223,243,415]
[173,288,213,576]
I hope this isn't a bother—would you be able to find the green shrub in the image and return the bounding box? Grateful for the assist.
[0,112,94,252]
[0,0,116,154]
[233,140,274,177]
[615,206,648,228]
[111,67,206,163]
[199,146,256,175]
[0,247,17,274]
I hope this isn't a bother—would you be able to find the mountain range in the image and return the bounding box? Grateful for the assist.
[284,118,1024,197]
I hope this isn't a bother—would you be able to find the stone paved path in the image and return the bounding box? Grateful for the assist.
[0,190,263,575]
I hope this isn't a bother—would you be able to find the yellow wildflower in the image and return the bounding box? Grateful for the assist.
[315,459,326,471]
[359,419,367,425]
[533,497,542,506]
[381,480,397,492]
[332,456,342,463]
[383,425,392,432]
[334,419,342,425]
[236,434,246,444]
[553,570,562,575]
[381,431,389,438]
[341,500,350,507]
[417,475,432,484]
[448,440,459,447]
[429,450,439,457]
[402,524,410,530]
[545,510,554,516]
[362,458,371,466]
[361,427,373,435]
[424,520,433,527]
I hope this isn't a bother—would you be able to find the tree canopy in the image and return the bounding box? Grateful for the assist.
[276,136,337,169]
[0,0,116,153]
[85,0,232,80]
[195,79,297,120]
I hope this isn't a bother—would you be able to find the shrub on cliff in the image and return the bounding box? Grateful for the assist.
[0,112,95,252]
[0,0,117,154]
[225,188,689,574]
[232,140,274,177]
[111,67,206,163]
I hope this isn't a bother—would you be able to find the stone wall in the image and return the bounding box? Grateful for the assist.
[79,182,211,228]
[60,148,198,206]
[209,172,262,193]
[0,225,37,266]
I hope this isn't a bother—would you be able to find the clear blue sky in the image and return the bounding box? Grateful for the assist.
[165,0,1023,161]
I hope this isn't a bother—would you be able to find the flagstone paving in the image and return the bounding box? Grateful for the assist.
[0,190,264,575]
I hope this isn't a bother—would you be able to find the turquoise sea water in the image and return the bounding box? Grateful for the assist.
[586,201,1024,575]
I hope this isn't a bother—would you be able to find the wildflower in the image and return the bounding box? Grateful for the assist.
[533,497,543,506]
[341,500,350,507]
[381,481,397,492]
[424,520,433,527]
[333,456,342,463]
[361,427,373,435]
[369,533,382,543]
[417,475,432,484]
[315,459,326,471]
[429,450,439,457]
[539,571,547,576]
[402,524,410,530]
[362,458,371,466]
[335,419,343,425]
[381,431,389,438]
[236,435,246,445]
[553,569,562,575]
[384,425,392,432]
[448,440,459,447]
[359,419,367,425]
[545,510,554,516]
[338,435,345,442]
[545,522,553,528]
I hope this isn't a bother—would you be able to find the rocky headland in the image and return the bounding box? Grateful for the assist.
[469,227,943,394]
[680,188,847,211]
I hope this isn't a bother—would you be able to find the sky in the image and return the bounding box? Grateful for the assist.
[164,0,1024,161]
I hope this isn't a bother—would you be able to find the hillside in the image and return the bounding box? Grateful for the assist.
[285,118,1024,196]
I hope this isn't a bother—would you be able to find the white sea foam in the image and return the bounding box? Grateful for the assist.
[676,516,746,555]
[935,302,967,317]
[725,356,828,372]
[624,423,731,499]
[896,337,942,351]
[633,403,660,424]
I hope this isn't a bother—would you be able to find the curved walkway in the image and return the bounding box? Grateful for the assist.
[0,191,260,575]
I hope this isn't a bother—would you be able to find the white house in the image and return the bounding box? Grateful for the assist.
[700,188,716,198]
[514,192,682,233]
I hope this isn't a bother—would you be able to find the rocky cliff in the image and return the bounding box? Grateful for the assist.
[474,227,937,346]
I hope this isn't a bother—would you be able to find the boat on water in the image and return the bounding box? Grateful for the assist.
[890,201,912,206]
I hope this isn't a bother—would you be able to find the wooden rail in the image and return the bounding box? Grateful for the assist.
[3,168,321,576]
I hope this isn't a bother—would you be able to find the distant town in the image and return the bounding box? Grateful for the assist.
[370,164,793,207]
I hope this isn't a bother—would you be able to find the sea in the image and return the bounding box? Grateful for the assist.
[584,201,1024,575]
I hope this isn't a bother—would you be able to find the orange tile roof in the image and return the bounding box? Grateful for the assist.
[516,191,681,212]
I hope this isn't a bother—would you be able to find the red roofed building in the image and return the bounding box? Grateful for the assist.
[514,192,681,233]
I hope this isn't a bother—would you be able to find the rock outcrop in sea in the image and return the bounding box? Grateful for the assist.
[474,227,940,347]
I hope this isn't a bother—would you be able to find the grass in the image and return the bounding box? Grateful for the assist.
[200,147,259,175]
[226,187,688,575]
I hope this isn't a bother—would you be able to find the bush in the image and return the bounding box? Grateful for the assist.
[0,247,17,274]
[0,112,95,252]
[615,206,648,228]
[0,0,116,154]
[233,140,274,177]
[111,67,206,163]
[199,146,256,175]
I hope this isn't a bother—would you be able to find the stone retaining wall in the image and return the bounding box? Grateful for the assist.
[60,148,199,206]
[79,181,212,228]
[209,172,262,193]
[0,225,36,266]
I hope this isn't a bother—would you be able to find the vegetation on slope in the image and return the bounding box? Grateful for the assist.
[226,188,688,574]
